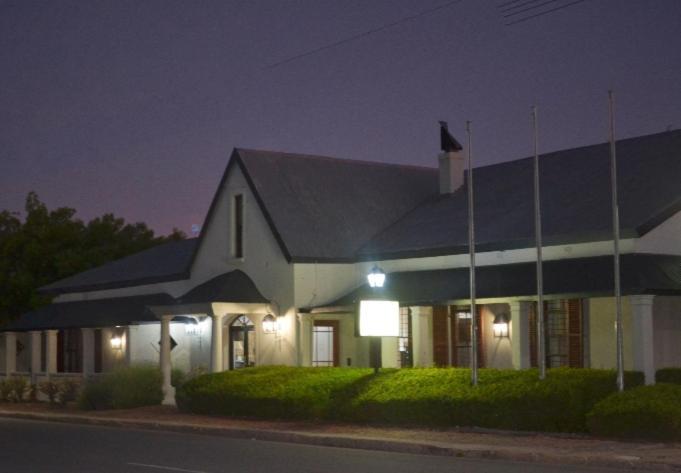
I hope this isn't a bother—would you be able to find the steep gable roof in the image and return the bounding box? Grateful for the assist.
[359,130,681,259]
[203,149,438,263]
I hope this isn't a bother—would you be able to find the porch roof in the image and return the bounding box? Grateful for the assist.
[312,254,681,310]
[1,293,175,332]
[176,270,269,305]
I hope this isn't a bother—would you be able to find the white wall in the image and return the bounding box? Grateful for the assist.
[653,296,681,368]
[482,304,513,369]
[411,306,433,367]
[588,297,634,370]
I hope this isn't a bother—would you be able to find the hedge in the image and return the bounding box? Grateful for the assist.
[177,366,643,433]
[78,365,163,410]
[656,368,681,385]
[587,383,681,440]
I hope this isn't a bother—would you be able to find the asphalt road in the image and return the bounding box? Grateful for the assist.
[0,418,650,473]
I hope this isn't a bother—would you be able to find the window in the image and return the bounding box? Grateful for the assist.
[397,307,413,368]
[57,329,82,373]
[530,299,583,368]
[312,320,339,367]
[233,194,244,258]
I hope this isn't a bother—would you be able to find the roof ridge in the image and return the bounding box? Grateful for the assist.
[235,147,437,172]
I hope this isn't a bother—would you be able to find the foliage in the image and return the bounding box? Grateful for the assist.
[57,379,81,405]
[6,376,29,402]
[587,384,681,440]
[39,380,60,405]
[655,368,681,384]
[0,380,13,401]
[176,366,373,420]
[78,365,163,410]
[0,192,184,324]
[177,366,643,432]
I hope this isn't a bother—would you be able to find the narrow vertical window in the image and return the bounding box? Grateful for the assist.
[233,194,243,258]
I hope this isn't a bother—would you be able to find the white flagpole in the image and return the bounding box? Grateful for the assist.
[466,120,478,386]
[609,91,625,392]
[532,106,546,380]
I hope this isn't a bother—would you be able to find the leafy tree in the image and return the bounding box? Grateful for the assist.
[0,192,184,324]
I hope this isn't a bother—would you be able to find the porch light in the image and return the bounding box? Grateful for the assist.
[367,265,386,288]
[493,313,510,338]
[110,336,123,350]
[262,314,278,334]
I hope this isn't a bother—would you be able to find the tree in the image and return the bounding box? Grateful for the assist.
[0,192,185,324]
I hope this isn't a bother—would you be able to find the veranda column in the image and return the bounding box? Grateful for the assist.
[299,314,312,367]
[46,330,58,374]
[4,332,17,375]
[210,313,225,373]
[29,331,42,378]
[509,301,531,369]
[160,315,175,405]
[81,328,95,377]
[630,295,655,385]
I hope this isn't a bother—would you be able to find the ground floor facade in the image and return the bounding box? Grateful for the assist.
[3,294,680,403]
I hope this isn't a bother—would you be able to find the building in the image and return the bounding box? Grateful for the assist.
[2,128,680,405]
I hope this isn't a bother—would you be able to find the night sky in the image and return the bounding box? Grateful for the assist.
[2,0,680,235]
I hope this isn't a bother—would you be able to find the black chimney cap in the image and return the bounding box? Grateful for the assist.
[439,121,463,152]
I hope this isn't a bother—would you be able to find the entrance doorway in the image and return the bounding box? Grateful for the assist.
[229,315,255,370]
[312,320,339,367]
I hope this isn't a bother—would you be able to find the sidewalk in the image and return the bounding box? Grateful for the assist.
[1,403,679,470]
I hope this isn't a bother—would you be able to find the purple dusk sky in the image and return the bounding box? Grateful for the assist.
[1,0,680,236]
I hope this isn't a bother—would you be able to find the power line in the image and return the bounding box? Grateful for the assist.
[497,0,529,8]
[500,0,547,13]
[505,0,586,25]
[265,0,463,69]
[503,0,565,18]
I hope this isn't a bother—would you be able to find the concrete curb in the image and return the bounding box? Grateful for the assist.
[0,411,678,471]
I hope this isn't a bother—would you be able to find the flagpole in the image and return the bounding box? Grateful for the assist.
[466,120,478,386]
[532,106,546,380]
[609,91,625,392]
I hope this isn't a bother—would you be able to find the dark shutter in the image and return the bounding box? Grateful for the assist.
[567,299,583,367]
[475,306,485,368]
[94,329,102,373]
[57,330,64,373]
[432,305,449,366]
[529,303,538,368]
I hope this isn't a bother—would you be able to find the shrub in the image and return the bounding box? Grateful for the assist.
[39,381,60,405]
[78,365,163,410]
[7,377,29,402]
[0,380,11,402]
[57,379,81,405]
[587,384,681,440]
[177,366,372,420]
[177,366,643,432]
[656,368,681,384]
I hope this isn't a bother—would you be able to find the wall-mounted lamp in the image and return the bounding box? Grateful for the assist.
[262,314,278,334]
[493,313,510,338]
[367,265,386,288]
[110,336,123,350]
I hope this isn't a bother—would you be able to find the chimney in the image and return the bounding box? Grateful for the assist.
[438,121,464,194]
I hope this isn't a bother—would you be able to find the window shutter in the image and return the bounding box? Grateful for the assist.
[432,305,449,366]
[529,303,537,368]
[94,329,102,373]
[57,330,64,373]
[475,306,485,368]
[567,299,583,367]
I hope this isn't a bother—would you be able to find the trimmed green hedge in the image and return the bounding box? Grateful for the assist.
[656,368,681,384]
[78,365,163,410]
[587,383,681,440]
[177,366,643,433]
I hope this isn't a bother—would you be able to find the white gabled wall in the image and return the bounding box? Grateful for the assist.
[635,210,681,255]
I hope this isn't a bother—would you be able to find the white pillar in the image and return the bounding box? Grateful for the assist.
[81,328,95,377]
[510,301,531,370]
[630,295,655,385]
[160,315,175,405]
[30,331,41,374]
[299,314,312,367]
[210,313,224,373]
[46,330,58,374]
[4,332,16,375]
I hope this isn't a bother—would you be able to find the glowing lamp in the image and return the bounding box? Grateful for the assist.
[367,265,386,288]
[359,300,399,337]
[262,314,278,334]
[493,313,510,338]
[110,336,123,350]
